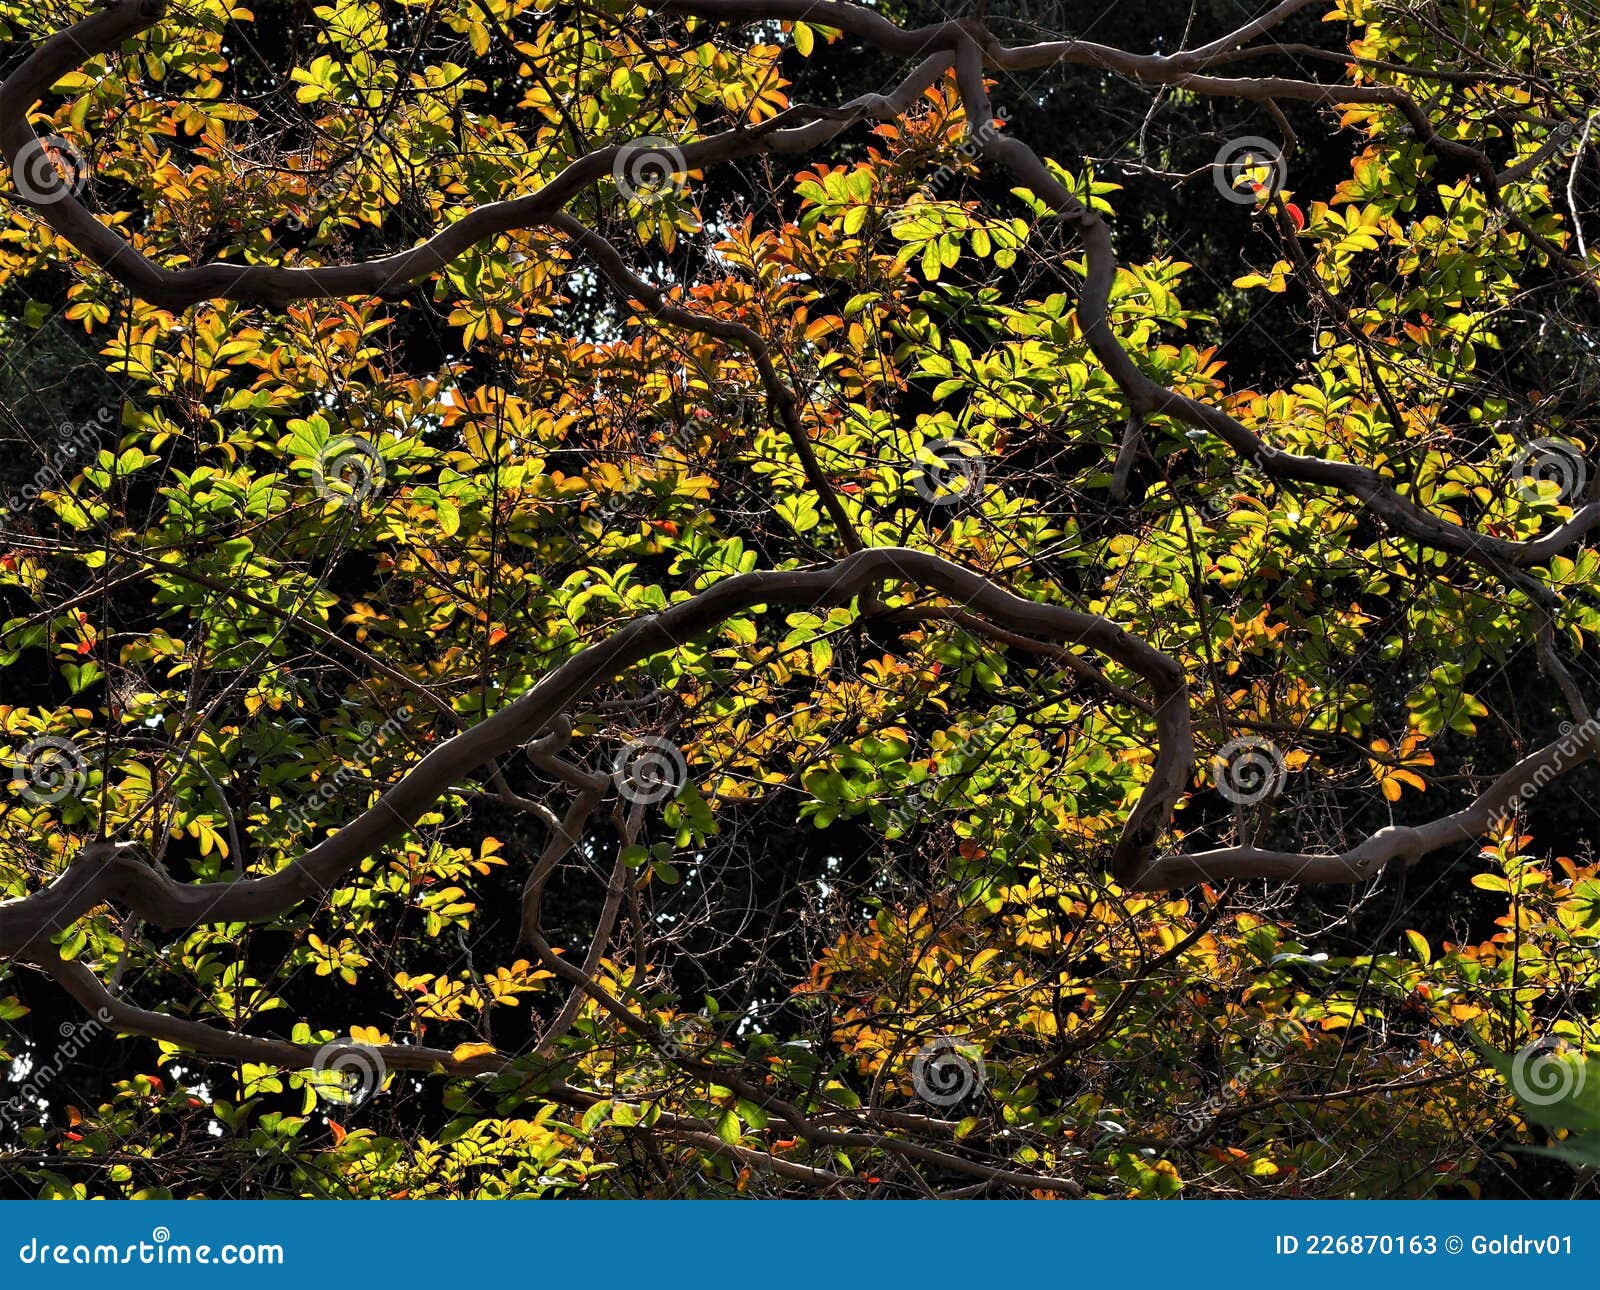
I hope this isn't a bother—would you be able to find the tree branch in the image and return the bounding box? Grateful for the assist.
[0,547,1188,953]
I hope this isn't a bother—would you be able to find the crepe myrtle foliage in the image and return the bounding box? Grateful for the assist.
[0,0,1599,1198]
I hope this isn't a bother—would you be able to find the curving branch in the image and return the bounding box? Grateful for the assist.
[654,3,1600,564]
[946,40,1599,574]
[6,1,1595,570]
[40,956,873,1191]
[0,0,949,311]
[9,0,1598,1201]
[1,0,1593,901]
[7,2,1600,1162]
[519,843,1089,1196]
[1134,714,1600,889]
[40,953,508,1076]
[0,547,1190,954]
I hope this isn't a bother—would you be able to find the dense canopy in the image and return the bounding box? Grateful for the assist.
[2,0,1600,1197]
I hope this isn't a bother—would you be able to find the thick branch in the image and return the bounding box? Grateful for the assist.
[10,2,1595,568]
[0,547,1188,954]
[946,41,1598,574]
[1133,717,1600,888]
[41,956,862,1191]
[39,954,507,1076]
[0,0,947,311]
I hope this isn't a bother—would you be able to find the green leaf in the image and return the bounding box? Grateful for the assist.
[1476,1035,1600,1135]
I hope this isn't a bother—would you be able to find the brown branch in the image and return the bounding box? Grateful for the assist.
[0,0,948,311]
[523,901,1088,1195]
[0,547,1188,953]
[530,811,632,1058]
[549,211,863,551]
[1110,413,1148,502]
[945,40,1600,577]
[0,2,1588,925]
[1134,717,1600,889]
[38,953,508,1076]
[11,2,1595,567]
[42,955,864,1191]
